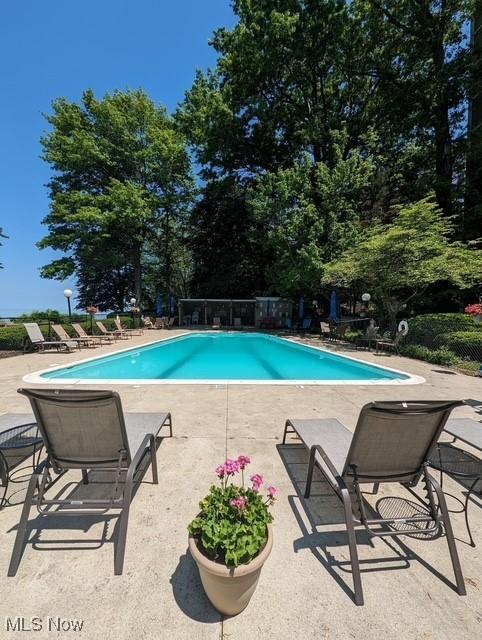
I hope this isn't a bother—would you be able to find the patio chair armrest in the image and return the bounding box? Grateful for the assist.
[126,434,155,484]
[309,444,341,481]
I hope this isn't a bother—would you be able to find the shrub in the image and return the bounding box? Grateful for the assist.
[439,331,482,360]
[0,325,28,350]
[344,330,362,343]
[400,344,460,367]
[406,313,480,349]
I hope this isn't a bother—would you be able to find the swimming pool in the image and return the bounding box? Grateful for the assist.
[25,332,423,385]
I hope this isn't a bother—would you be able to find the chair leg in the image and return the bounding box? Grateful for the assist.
[282,421,289,445]
[8,472,39,576]
[114,489,132,576]
[430,476,466,595]
[0,479,8,510]
[304,446,316,498]
[149,435,158,484]
[81,469,89,485]
[341,487,364,605]
[166,414,173,438]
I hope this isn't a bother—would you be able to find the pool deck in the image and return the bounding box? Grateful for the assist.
[0,329,481,640]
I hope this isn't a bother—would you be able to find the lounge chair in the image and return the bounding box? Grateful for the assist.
[52,324,96,348]
[191,311,200,325]
[8,388,173,576]
[96,320,127,340]
[319,321,330,338]
[114,318,143,336]
[72,323,113,344]
[153,317,165,329]
[23,323,77,353]
[234,317,242,329]
[212,316,221,329]
[283,400,466,605]
[299,318,312,332]
[165,317,176,329]
[143,317,155,329]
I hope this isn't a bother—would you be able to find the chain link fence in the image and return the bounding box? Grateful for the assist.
[401,313,482,375]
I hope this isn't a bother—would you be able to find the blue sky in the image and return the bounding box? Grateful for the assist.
[0,0,235,315]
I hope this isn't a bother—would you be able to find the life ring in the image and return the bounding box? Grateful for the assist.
[398,320,409,336]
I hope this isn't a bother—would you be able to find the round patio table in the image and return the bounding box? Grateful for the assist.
[427,443,482,547]
[0,423,43,509]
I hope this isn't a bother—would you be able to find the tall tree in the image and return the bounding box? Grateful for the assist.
[355,0,474,218]
[189,177,273,297]
[465,4,482,239]
[39,89,194,309]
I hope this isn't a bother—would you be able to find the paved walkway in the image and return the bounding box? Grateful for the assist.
[0,331,481,639]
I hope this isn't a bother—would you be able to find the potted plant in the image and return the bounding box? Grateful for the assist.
[188,456,277,615]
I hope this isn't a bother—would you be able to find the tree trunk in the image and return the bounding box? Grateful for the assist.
[465,8,482,240]
[133,240,142,307]
[432,35,453,216]
[164,209,171,307]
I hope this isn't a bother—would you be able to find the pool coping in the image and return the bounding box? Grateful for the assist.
[22,331,426,386]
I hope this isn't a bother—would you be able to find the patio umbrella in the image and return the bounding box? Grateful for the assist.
[155,294,164,318]
[329,291,338,321]
[298,296,304,319]
[169,295,177,318]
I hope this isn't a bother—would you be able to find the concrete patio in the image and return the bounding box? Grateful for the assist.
[0,330,481,640]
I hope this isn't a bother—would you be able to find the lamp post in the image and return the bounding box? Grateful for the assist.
[63,289,73,321]
[130,297,137,328]
[361,293,371,319]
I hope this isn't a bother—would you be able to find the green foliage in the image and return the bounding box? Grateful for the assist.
[400,344,461,367]
[0,325,27,350]
[18,309,85,323]
[250,153,373,296]
[439,331,482,360]
[323,198,482,327]
[188,483,273,567]
[406,313,480,347]
[39,89,194,310]
[188,459,276,567]
[189,177,274,297]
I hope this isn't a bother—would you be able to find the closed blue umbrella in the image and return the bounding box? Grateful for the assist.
[298,296,304,319]
[329,291,338,321]
[155,294,164,318]
[169,295,177,318]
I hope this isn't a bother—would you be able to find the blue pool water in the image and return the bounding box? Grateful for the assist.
[40,333,410,383]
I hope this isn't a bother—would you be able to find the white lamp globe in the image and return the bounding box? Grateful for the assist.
[130,297,136,305]
[361,293,371,303]
[63,288,73,299]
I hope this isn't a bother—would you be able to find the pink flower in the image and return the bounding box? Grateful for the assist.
[215,459,241,479]
[237,455,251,470]
[224,459,241,475]
[250,473,264,492]
[230,496,247,511]
[267,486,278,498]
[216,464,226,478]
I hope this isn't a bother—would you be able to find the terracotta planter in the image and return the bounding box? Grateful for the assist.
[188,525,273,616]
